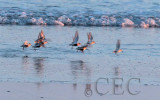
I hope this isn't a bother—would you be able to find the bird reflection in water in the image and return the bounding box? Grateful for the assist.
[70,60,85,91]
[114,66,122,91]
[73,83,77,91]
[33,57,45,76]
[70,60,92,97]
[114,66,120,76]
[36,82,43,89]
[22,56,30,74]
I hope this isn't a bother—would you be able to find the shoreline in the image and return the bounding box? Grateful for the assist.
[0,82,160,100]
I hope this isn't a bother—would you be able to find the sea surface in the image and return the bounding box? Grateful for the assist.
[0,0,160,86]
[0,25,160,86]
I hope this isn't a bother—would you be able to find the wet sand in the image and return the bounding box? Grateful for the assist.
[0,82,160,100]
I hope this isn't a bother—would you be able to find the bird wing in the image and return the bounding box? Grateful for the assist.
[38,33,41,39]
[87,33,90,42]
[38,30,45,40]
[90,32,93,41]
[116,40,120,50]
[87,32,93,44]
[41,32,45,39]
[87,32,91,43]
[72,31,79,44]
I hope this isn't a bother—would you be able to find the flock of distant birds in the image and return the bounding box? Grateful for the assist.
[21,30,123,54]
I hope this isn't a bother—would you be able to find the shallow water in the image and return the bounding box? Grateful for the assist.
[0,25,160,85]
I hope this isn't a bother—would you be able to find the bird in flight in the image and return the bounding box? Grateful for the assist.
[87,32,95,45]
[21,41,31,50]
[33,30,48,48]
[70,30,81,46]
[113,40,123,54]
[76,44,88,52]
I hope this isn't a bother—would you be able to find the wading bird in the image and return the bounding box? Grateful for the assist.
[113,40,123,54]
[70,31,81,46]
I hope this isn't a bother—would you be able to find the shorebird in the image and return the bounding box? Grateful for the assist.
[70,31,81,46]
[33,30,48,48]
[21,41,31,50]
[87,32,95,45]
[35,30,47,43]
[76,44,88,52]
[113,40,123,54]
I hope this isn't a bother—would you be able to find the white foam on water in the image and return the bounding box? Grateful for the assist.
[0,0,160,27]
